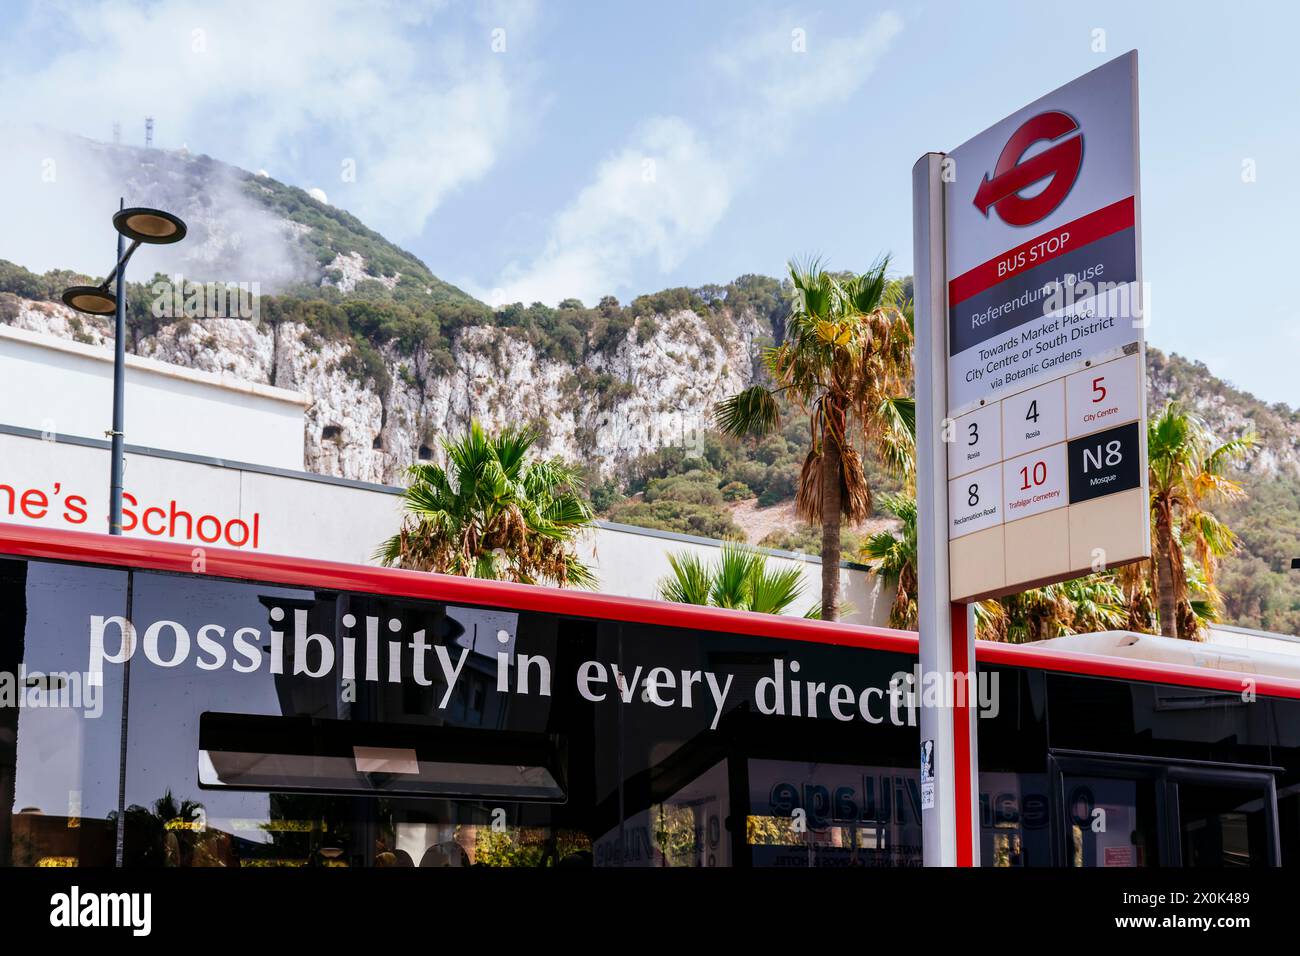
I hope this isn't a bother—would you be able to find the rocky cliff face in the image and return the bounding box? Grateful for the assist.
[13,137,1292,492]
[1146,349,1300,479]
[6,237,1295,490]
[6,294,767,485]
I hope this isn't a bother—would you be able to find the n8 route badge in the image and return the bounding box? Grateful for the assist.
[1067,420,1141,503]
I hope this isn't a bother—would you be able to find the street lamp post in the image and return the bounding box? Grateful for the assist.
[62,201,186,535]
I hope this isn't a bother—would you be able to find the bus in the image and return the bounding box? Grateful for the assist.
[1,521,1297,868]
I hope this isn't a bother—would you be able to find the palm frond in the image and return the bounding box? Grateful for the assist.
[714,385,780,437]
[1204,431,1257,472]
[788,256,837,323]
[658,551,713,606]
[841,256,891,315]
[748,563,806,615]
[711,543,759,609]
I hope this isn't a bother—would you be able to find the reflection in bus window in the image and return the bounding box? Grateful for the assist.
[980,772,1051,867]
[1065,775,1159,867]
[593,760,729,867]
[747,760,922,867]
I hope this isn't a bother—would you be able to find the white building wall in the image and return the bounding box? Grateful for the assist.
[0,324,307,469]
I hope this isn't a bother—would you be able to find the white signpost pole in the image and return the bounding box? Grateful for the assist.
[913,152,980,867]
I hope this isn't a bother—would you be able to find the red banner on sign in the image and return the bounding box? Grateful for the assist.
[948,196,1135,307]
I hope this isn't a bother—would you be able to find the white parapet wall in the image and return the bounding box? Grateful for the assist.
[0,324,308,470]
[0,427,891,627]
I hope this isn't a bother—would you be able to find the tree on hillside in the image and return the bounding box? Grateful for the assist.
[1146,401,1256,638]
[714,258,913,621]
[376,422,595,587]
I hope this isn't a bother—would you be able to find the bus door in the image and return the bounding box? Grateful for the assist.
[1050,754,1281,867]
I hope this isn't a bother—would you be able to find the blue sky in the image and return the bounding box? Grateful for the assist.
[1,0,1297,405]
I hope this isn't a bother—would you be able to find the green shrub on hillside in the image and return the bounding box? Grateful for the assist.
[758,525,866,562]
[604,499,744,540]
[643,471,724,506]
[1219,472,1300,634]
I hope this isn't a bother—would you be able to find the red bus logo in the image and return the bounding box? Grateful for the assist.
[973,110,1083,226]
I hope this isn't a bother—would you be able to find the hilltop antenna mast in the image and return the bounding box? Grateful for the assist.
[145,117,154,149]
[112,122,121,145]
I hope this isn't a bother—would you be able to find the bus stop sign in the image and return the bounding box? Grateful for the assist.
[941,51,1151,603]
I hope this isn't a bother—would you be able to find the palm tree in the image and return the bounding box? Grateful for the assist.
[976,576,1127,644]
[377,421,596,587]
[658,543,811,616]
[714,258,913,621]
[1146,402,1256,638]
[860,493,918,629]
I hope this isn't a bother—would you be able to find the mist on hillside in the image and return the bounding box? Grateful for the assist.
[0,125,315,290]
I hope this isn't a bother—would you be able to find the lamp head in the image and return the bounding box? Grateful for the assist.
[113,206,187,244]
[61,285,118,316]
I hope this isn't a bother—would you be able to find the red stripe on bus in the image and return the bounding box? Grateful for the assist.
[0,521,916,650]
[947,196,1135,307]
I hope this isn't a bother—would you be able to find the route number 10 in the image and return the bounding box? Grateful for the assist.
[1019,460,1048,490]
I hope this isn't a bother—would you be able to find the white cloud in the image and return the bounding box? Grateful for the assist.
[0,0,527,243]
[484,117,731,307]
[715,11,904,120]
[480,11,903,306]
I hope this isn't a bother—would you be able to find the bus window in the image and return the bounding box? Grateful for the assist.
[747,759,922,867]
[611,621,922,867]
[978,665,1051,866]
[1062,773,1161,867]
[1177,781,1273,867]
[0,558,128,867]
[113,569,606,867]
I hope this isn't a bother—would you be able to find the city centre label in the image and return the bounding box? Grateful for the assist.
[941,52,1151,602]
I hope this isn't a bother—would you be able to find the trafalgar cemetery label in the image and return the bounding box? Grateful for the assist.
[941,52,1151,602]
